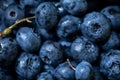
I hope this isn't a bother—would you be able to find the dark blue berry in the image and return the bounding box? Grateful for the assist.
[35,2,58,30]
[54,61,77,80]
[102,32,120,51]
[100,49,120,80]
[0,37,19,67]
[4,4,25,26]
[70,36,99,63]
[39,40,64,67]
[57,15,81,40]
[16,27,41,53]
[101,6,120,31]
[37,72,54,80]
[16,52,42,80]
[81,12,111,42]
[75,61,94,80]
[60,0,88,15]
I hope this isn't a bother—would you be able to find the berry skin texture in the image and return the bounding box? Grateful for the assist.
[57,15,81,40]
[37,72,54,80]
[60,0,88,15]
[101,6,120,31]
[16,52,42,80]
[100,49,120,80]
[102,32,120,51]
[39,40,64,67]
[54,61,77,80]
[16,27,41,53]
[4,4,25,26]
[70,36,99,63]
[35,2,58,30]
[81,12,111,43]
[75,61,94,80]
[0,37,19,67]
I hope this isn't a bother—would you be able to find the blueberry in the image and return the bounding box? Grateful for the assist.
[101,6,120,31]
[70,36,99,63]
[0,37,19,67]
[102,32,120,51]
[16,27,41,53]
[75,61,94,80]
[35,2,58,30]
[4,4,25,26]
[16,52,42,80]
[0,68,13,80]
[81,12,111,42]
[60,0,88,15]
[37,72,54,80]
[100,49,120,80]
[54,61,77,80]
[39,40,64,67]
[57,15,81,40]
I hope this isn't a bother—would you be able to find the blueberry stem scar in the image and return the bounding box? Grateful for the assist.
[0,16,35,37]
[67,59,76,70]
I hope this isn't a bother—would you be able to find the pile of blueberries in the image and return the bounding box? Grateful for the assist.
[0,0,120,80]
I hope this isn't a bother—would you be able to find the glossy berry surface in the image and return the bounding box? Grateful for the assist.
[0,0,119,80]
[35,2,58,30]
[39,41,64,67]
[16,52,42,80]
[16,27,41,53]
[71,36,99,63]
[54,61,77,80]
[81,12,111,42]
[75,61,94,80]
[57,15,81,40]
[0,37,19,67]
